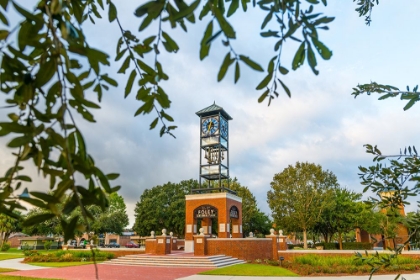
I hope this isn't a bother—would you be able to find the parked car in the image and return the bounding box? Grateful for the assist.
[125,241,139,248]
[106,242,120,248]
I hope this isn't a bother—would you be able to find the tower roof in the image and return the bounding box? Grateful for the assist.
[195,102,232,120]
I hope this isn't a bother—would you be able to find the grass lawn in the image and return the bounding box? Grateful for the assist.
[0,276,62,280]
[0,269,16,273]
[0,255,23,261]
[199,263,299,277]
[28,261,100,267]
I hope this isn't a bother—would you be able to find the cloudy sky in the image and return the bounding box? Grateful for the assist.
[1,1,420,227]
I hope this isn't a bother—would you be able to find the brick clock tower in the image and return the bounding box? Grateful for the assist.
[184,103,243,252]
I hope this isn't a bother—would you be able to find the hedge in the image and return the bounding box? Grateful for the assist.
[316,242,373,250]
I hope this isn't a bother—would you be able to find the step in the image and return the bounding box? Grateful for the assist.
[101,254,245,268]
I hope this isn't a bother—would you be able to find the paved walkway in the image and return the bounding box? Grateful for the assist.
[0,258,49,270]
[1,256,420,280]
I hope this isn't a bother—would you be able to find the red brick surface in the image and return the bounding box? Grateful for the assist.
[4,264,211,280]
[207,238,272,260]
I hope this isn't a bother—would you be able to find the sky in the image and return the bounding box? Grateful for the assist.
[1,1,420,228]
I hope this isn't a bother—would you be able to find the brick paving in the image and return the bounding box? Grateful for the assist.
[3,263,212,280]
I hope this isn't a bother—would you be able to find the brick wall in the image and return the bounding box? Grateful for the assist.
[207,238,272,260]
[145,239,156,254]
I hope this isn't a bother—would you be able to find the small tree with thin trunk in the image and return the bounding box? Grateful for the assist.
[267,162,337,249]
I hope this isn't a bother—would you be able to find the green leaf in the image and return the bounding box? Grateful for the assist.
[150,117,159,130]
[217,52,234,81]
[279,66,289,75]
[35,59,57,88]
[403,99,416,111]
[106,173,120,180]
[161,110,174,122]
[125,69,137,98]
[256,72,272,90]
[139,15,154,31]
[13,2,43,24]
[172,0,200,22]
[118,55,131,74]
[234,61,240,83]
[71,0,84,24]
[213,7,236,39]
[101,75,118,87]
[30,192,60,203]
[0,11,9,26]
[261,10,273,29]
[258,89,269,103]
[227,0,239,17]
[200,21,213,60]
[0,0,9,10]
[161,31,179,53]
[22,213,55,227]
[8,136,32,148]
[311,37,332,60]
[292,42,306,70]
[278,79,291,98]
[205,29,222,45]
[108,2,117,22]
[0,29,9,40]
[134,99,154,116]
[239,55,264,72]
[15,175,32,182]
[307,44,319,75]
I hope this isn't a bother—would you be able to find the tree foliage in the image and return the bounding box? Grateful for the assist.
[227,178,271,236]
[0,212,22,247]
[133,179,196,237]
[267,162,338,248]
[313,188,362,249]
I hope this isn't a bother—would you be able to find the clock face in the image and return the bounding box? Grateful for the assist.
[220,117,228,139]
[202,117,219,135]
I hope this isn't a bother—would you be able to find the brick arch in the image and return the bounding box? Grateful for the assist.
[184,193,243,252]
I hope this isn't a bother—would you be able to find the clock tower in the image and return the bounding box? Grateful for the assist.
[195,102,232,192]
[184,102,243,253]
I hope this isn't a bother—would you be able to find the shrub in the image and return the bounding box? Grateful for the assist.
[44,241,53,250]
[23,250,39,257]
[1,242,11,251]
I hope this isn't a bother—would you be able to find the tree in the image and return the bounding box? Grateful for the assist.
[267,162,338,249]
[227,178,271,236]
[0,212,22,247]
[89,193,129,235]
[313,187,362,249]
[133,179,196,237]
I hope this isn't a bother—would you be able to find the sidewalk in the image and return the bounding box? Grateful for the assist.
[0,257,49,270]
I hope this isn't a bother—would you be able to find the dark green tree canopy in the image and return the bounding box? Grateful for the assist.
[133,179,196,237]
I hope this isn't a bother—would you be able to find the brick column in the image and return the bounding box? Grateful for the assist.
[193,235,207,256]
[266,235,279,260]
[155,236,171,255]
[171,237,178,251]
[278,235,287,251]
[145,238,157,254]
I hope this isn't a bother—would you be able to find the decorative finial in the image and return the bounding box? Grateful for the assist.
[213,100,215,104]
